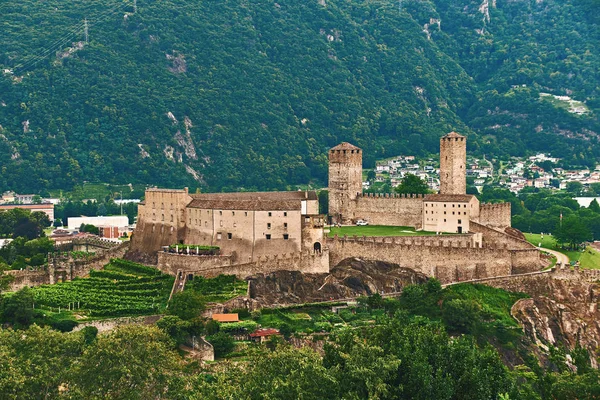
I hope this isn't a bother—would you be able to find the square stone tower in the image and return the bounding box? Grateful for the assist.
[328,142,362,225]
[439,132,467,195]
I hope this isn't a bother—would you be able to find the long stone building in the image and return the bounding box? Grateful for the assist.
[129,132,539,284]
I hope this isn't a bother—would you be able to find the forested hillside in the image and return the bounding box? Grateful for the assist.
[0,0,598,192]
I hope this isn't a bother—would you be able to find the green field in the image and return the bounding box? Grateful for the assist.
[524,233,600,269]
[327,225,439,238]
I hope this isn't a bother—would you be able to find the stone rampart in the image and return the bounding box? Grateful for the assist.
[157,253,234,275]
[326,235,540,284]
[4,243,128,291]
[4,270,50,291]
[72,315,162,333]
[479,203,512,230]
[470,221,534,250]
[354,194,423,228]
[158,249,329,279]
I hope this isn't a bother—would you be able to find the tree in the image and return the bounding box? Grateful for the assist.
[79,223,100,235]
[0,287,35,327]
[69,325,184,399]
[554,215,593,249]
[53,218,62,228]
[589,199,600,213]
[206,332,235,358]
[318,190,329,215]
[566,181,584,195]
[156,315,191,345]
[442,299,481,333]
[395,174,429,195]
[167,290,205,320]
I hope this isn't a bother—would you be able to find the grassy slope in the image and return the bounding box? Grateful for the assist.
[524,233,600,269]
[327,225,440,237]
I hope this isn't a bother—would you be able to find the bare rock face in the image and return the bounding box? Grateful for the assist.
[512,278,600,369]
[248,258,428,306]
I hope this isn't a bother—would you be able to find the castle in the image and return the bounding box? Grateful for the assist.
[129,132,541,284]
[328,132,511,232]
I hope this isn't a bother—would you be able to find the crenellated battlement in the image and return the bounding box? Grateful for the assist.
[326,234,478,249]
[358,193,425,199]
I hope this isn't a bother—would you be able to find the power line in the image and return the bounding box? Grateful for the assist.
[13,1,129,73]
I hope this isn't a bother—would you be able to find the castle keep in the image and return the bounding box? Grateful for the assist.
[130,132,540,284]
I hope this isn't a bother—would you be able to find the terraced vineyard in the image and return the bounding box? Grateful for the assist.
[31,259,173,317]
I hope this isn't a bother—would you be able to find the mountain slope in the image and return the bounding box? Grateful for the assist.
[0,0,598,192]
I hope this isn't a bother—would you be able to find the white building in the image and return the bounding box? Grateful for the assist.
[68,215,129,230]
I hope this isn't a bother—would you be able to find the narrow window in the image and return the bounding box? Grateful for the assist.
[458,219,462,224]
[162,214,164,221]
[284,223,288,228]
[267,223,271,229]
[284,212,287,217]
[227,233,232,240]
[217,232,222,240]
[444,219,446,222]
[219,210,222,216]
[245,212,248,216]
[232,211,235,216]
[220,220,223,227]
[283,234,289,240]
[266,234,271,240]
[268,212,272,217]
[452,212,455,215]
[170,215,174,222]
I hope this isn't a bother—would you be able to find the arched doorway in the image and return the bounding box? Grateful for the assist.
[314,242,322,253]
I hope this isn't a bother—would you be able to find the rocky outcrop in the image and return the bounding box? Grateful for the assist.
[247,258,428,306]
[512,278,600,369]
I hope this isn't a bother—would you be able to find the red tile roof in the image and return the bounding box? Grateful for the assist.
[211,313,239,323]
[249,328,280,337]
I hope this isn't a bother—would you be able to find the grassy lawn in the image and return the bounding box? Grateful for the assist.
[524,233,600,269]
[327,225,438,237]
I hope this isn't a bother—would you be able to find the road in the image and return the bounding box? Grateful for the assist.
[539,247,569,266]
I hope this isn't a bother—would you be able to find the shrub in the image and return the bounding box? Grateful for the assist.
[207,332,235,358]
[442,299,481,334]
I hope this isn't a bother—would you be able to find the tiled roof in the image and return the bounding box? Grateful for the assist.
[424,194,475,202]
[188,199,303,211]
[190,190,317,201]
[249,328,281,337]
[211,313,239,323]
[330,142,361,151]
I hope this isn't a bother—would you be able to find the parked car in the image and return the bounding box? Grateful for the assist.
[356,220,369,226]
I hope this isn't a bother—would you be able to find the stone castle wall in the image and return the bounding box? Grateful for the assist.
[479,203,512,230]
[353,193,424,228]
[5,243,128,291]
[326,235,540,284]
[156,249,329,279]
[470,221,533,250]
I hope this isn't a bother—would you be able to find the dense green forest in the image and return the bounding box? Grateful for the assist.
[1,280,599,399]
[0,0,599,193]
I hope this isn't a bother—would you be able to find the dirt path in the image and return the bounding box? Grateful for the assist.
[540,247,569,266]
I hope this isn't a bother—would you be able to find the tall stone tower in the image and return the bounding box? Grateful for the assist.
[328,142,362,225]
[439,132,467,195]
